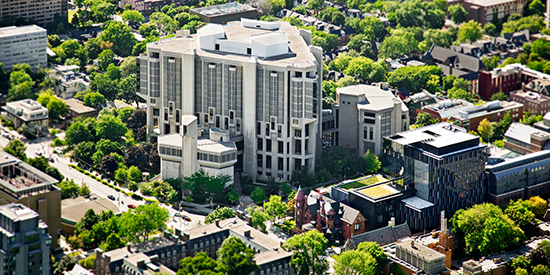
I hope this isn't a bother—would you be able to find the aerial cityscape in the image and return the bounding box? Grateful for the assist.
[0,0,549,274]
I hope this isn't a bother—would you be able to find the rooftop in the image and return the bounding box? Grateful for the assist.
[0,153,59,197]
[386,122,479,149]
[337,84,407,112]
[197,139,237,154]
[61,196,121,225]
[504,122,550,145]
[454,100,523,120]
[423,99,474,119]
[401,196,435,211]
[358,183,400,199]
[396,237,445,261]
[0,25,46,38]
[351,223,412,247]
[146,19,317,69]
[191,2,254,17]
[464,0,518,7]
[63,99,97,114]
[0,203,38,222]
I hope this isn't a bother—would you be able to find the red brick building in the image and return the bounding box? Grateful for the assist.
[478,63,548,100]
[295,188,365,240]
[510,80,550,116]
[447,0,528,25]
[450,100,523,131]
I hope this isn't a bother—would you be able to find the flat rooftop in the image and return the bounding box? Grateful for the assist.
[401,196,435,210]
[465,0,518,7]
[0,203,38,222]
[61,196,121,224]
[338,84,407,112]
[191,2,254,16]
[0,25,45,38]
[0,153,59,197]
[505,122,549,145]
[386,122,479,149]
[358,183,400,199]
[423,100,474,119]
[146,19,317,69]
[64,99,96,114]
[396,237,445,261]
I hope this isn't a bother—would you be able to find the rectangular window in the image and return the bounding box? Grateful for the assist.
[266,156,272,169]
[257,122,262,135]
[278,141,284,154]
[266,139,272,152]
[257,138,263,151]
[257,154,263,168]
[247,48,252,54]
[215,44,219,50]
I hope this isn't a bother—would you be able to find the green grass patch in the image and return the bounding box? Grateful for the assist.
[339,175,388,190]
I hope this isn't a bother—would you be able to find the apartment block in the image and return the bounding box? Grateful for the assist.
[0,153,61,249]
[0,203,51,275]
[450,100,523,131]
[95,218,295,275]
[333,84,409,156]
[138,18,323,182]
[486,150,550,206]
[2,99,49,136]
[510,82,550,116]
[0,0,65,25]
[383,123,488,232]
[0,25,47,71]
[447,0,528,25]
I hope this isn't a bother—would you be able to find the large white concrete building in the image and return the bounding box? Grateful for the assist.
[0,25,47,72]
[138,18,323,182]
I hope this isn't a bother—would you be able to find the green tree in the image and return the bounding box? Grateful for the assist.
[533,265,550,275]
[264,195,287,221]
[115,167,128,183]
[529,0,546,16]
[103,233,125,251]
[65,121,92,145]
[183,170,231,203]
[357,242,387,275]
[343,57,388,83]
[128,165,142,182]
[120,56,137,77]
[4,139,27,161]
[85,38,103,60]
[365,150,381,174]
[307,0,324,10]
[204,207,236,224]
[246,205,269,232]
[448,88,474,102]
[388,65,443,94]
[178,252,224,275]
[482,55,501,71]
[334,250,376,275]
[217,236,259,275]
[484,22,497,36]
[450,203,525,256]
[477,118,494,142]
[97,49,115,71]
[57,179,80,199]
[100,20,137,57]
[139,24,159,38]
[251,187,267,204]
[119,203,169,243]
[83,91,106,107]
[458,20,483,43]
[121,10,144,23]
[378,31,418,59]
[490,91,508,101]
[505,199,539,237]
[448,4,467,24]
[529,196,548,218]
[283,230,329,275]
[95,113,129,142]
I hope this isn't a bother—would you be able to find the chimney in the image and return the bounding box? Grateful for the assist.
[137,259,146,268]
[388,217,395,227]
[176,30,185,37]
[182,232,190,241]
[126,243,132,253]
[215,219,220,227]
[183,29,190,36]
[244,229,251,238]
[150,255,159,264]
[175,228,182,237]
[411,241,415,247]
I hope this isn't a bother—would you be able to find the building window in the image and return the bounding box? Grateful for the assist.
[215,44,220,50]
[247,48,252,54]
[355,223,361,231]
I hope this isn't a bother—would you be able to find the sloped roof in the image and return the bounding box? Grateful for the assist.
[429,45,487,72]
[351,223,412,247]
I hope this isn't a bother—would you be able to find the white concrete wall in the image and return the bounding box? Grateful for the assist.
[242,57,257,176]
[200,165,234,185]
[218,40,251,55]
[161,159,182,180]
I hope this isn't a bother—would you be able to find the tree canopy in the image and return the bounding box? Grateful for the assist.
[283,230,329,275]
[217,236,259,275]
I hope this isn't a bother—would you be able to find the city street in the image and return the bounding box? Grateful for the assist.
[0,130,205,224]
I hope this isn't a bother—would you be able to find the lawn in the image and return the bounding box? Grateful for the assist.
[338,175,388,190]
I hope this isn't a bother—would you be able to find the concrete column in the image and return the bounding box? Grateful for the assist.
[182,50,196,115]
[243,57,257,177]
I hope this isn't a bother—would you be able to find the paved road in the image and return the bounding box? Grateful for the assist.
[0,131,205,225]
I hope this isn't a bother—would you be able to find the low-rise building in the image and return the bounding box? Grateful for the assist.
[450,100,523,131]
[0,203,51,275]
[420,99,474,122]
[394,238,447,275]
[0,153,61,249]
[190,2,258,24]
[158,115,237,183]
[504,122,550,154]
[63,98,98,119]
[334,84,409,156]
[478,63,548,100]
[402,91,438,122]
[0,25,47,72]
[510,79,550,115]
[49,65,90,99]
[295,188,366,241]
[61,196,120,235]
[95,218,295,275]
[2,99,48,136]
[421,45,487,84]
[351,218,412,247]
[486,150,550,206]
[447,0,529,25]
[534,112,550,132]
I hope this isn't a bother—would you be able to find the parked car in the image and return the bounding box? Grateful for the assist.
[128,204,136,209]
[90,195,97,200]
[182,215,191,222]
[35,151,42,156]
[107,195,115,200]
